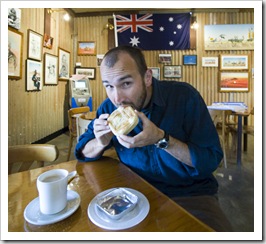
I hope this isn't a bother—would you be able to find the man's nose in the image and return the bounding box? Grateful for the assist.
[113,89,124,106]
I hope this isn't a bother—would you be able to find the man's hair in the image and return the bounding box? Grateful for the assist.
[103,46,147,77]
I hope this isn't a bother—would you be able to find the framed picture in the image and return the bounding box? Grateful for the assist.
[8,27,23,79]
[8,8,21,30]
[27,29,43,61]
[78,41,96,55]
[58,47,70,80]
[204,24,254,51]
[44,53,58,85]
[220,54,249,71]
[219,71,249,92]
[202,57,218,67]
[43,33,54,49]
[149,67,160,80]
[74,67,96,79]
[183,55,197,65]
[26,59,43,91]
[159,54,172,64]
[163,65,182,78]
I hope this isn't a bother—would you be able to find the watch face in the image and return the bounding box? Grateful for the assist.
[158,139,168,149]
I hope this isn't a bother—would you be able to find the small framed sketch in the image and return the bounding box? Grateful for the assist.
[78,41,96,55]
[183,55,197,65]
[163,65,182,78]
[26,59,43,91]
[27,29,43,61]
[149,67,160,80]
[8,8,21,30]
[220,54,249,71]
[219,71,249,92]
[202,57,219,67]
[44,53,58,85]
[74,67,96,79]
[58,47,70,80]
[8,27,23,79]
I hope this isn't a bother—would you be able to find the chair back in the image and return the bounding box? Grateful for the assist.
[68,106,90,137]
[8,144,59,174]
[76,114,92,140]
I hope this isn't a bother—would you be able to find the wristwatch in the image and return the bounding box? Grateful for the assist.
[155,130,169,149]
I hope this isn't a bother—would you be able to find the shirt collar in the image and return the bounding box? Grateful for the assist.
[150,78,166,108]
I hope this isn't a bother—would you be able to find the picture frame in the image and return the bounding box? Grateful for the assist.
[44,53,58,85]
[26,59,43,91]
[74,67,96,79]
[8,8,21,30]
[202,57,219,67]
[204,24,254,51]
[219,71,249,92]
[27,29,43,61]
[159,54,172,64]
[8,27,23,79]
[183,55,197,65]
[220,54,249,71]
[78,41,96,55]
[149,67,160,80]
[163,65,182,78]
[58,47,70,80]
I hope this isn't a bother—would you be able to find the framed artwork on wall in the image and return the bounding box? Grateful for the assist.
[202,57,218,67]
[58,47,70,80]
[43,33,54,49]
[8,8,21,30]
[26,59,43,91]
[183,55,197,65]
[8,27,23,79]
[158,54,172,64]
[220,54,249,71]
[163,65,182,78]
[149,67,160,80]
[27,29,43,61]
[78,41,96,55]
[219,71,249,92]
[74,67,96,79]
[44,53,58,85]
[204,24,254,51]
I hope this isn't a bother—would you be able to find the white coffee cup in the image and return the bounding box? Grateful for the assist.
[37,169,75,215]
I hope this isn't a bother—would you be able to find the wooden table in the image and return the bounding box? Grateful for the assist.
[8,157,213,232]
[208,106,250,166]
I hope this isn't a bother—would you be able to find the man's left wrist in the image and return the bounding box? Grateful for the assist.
[155,130,169,149]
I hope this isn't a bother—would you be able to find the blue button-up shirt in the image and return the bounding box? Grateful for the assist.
[75,79,223,197]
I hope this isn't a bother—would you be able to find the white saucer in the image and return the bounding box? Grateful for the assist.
[87,187,150,230]
[24,190,80,226]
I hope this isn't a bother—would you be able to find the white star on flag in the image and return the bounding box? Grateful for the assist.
[130,36,140,46]
[169,41,174,46]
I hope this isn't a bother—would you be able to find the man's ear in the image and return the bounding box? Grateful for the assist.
[144,69,153,87]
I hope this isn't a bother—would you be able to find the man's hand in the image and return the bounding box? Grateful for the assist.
[93,114,114,147]
[116,110,164,148]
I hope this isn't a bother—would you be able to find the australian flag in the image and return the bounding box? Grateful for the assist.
[114,13,191,50]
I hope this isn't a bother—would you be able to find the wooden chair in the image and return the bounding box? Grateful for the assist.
[8,144,59,174]
[208,109,233,168]
[67,106,90,161]
[76,114,92,140]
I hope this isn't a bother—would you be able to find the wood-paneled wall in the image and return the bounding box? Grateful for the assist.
[74,10,254,122]
[8,9,73,146]
[8,9,254,146]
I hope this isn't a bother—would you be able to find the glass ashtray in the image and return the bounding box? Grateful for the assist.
[96,188,138,220]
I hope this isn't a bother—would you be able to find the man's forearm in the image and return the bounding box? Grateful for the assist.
[81,138,106,158]
[165,136,193,167]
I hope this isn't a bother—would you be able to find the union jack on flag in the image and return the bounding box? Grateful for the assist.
[114,13,191,50]
[116,14,153,33]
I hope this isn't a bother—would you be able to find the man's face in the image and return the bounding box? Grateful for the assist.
[100,52,151,111]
